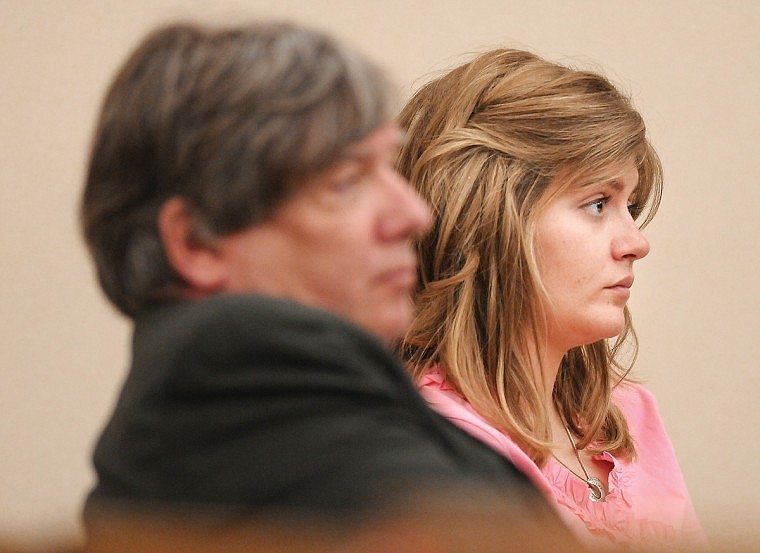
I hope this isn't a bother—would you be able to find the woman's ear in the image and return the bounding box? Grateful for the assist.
[158,197,228,295]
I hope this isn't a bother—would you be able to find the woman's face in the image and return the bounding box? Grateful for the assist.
[534,164,649,352]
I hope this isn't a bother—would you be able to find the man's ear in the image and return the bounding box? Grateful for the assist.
[158,197,228,295]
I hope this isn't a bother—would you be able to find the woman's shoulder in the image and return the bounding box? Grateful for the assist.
[417,367,552,493]
[610,382,707,544]
[611,381,681,463]
[418,367,502,441]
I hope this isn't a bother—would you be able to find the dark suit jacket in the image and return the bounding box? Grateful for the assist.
[85,295,552,522]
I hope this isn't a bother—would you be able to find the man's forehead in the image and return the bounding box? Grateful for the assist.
[341,123,404,159]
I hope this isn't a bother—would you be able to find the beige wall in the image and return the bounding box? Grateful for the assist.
[2,0,758,545]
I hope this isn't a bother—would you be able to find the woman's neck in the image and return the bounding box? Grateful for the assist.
[527,338,567,404]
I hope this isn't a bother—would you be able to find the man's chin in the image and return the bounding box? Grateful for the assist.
[358,308,413,345]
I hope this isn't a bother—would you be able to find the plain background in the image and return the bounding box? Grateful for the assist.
[2,0,758,545]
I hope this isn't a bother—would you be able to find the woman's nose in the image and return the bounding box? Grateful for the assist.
[613,217,650,261]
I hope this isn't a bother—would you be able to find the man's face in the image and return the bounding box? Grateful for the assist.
[216,123,431,342]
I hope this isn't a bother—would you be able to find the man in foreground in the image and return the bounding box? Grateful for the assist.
[80,21,563,536]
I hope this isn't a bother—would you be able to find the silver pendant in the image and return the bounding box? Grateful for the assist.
[586,477,607,502]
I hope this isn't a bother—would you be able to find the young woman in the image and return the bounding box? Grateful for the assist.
[397,49,705,548]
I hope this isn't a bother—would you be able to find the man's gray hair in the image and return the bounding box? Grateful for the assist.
[81,22,391,317]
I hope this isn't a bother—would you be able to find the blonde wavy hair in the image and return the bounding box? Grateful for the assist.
[397,49,662,466]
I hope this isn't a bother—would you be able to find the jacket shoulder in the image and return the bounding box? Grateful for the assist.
[134,295,401,386]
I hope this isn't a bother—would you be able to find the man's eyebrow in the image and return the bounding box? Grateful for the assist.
[341,129,405,159]
[337,148,367,161]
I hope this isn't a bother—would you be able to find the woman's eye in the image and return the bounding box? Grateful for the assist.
[584,197,609,216]
[627,202,643,219]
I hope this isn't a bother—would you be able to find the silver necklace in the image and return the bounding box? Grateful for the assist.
[552,423,607,502]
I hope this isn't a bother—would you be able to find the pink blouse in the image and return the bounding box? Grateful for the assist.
[419,368,707,548]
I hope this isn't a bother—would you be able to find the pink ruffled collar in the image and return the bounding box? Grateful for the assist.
[543,455,680,546]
